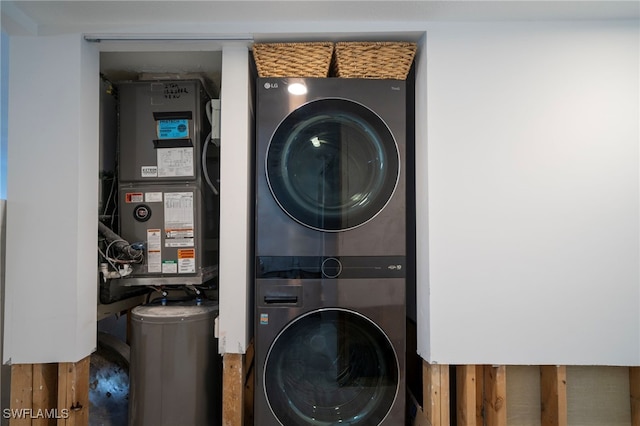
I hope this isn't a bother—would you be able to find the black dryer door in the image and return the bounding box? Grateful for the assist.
[266,98,400,232]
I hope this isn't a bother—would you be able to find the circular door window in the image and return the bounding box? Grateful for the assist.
[264,309,399,425]
[266,99,400,232]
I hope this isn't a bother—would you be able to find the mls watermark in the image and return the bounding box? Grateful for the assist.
[3,408,70,420]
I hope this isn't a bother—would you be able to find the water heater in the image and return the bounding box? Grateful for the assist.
[129,302,222,425]
[117,80,219,286]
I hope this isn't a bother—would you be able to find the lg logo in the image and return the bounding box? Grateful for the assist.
[263,82,279,89]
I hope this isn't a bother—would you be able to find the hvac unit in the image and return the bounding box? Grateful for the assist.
[116,80,220,286]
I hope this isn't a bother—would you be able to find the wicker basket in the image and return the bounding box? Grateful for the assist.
[253,42,334,78]
[332,42,417,80]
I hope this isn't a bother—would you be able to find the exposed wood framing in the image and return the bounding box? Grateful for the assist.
[243,342,255,426]
[540,365,568,426]
[9,358,88,426]
[10,364,33,426]
[13,358,640,426]
[456,365,477,426]
[631,367,640,426]
[222,353,245,426]
[475,365,484,425]
[32,364,58,426]
[423,361,450,426]
[484,365,507,426]
[56,357,89,426]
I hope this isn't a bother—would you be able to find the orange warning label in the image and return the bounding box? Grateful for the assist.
[177,249,195,259]
[125,192,144,203]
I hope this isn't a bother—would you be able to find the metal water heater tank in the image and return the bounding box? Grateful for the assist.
[129,302,221,426]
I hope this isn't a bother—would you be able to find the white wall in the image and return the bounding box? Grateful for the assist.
[1,30,7,199]
[419,21,640,365]
[1,15,638,366]
[218,45,253,354]
[4,34,99,363]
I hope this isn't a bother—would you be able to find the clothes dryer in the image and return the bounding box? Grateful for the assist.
[255,78,407,258]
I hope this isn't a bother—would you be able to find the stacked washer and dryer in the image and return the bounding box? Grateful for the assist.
[254,78,409,425]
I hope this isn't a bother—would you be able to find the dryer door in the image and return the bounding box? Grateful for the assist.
[266,99,400,232]
[264,309,399,425]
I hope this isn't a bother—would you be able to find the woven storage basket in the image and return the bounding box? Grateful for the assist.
[333,41,417,80]
[253,42,334,78]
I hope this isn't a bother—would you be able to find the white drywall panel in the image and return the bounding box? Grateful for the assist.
[414,31,431,355]
[1,10,637,368]
[4,34,99,363]
[218,45,253,354]
[421,21,640,365]
[1,30,7,199]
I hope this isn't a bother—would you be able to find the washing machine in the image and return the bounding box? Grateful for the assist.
[255,277,405,425]
[254,78,408,425]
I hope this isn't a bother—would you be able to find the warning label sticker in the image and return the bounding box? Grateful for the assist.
[164,192,195,248]
[177,248,196,274]
[162,260,178,274]
[145,192,163,203]
[125,193,144,203]
[146,229,162,273]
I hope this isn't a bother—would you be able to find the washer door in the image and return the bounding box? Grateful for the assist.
[264,309,399,425]
[266,99,399,232]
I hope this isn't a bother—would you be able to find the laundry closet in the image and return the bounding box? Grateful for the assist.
[92,38,420,425]
[4,7,637,425]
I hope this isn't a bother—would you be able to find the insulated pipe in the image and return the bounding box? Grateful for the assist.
[98,221,143,259]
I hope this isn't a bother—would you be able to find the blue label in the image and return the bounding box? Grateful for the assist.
[260,313,269,325]
[157,119,189,139]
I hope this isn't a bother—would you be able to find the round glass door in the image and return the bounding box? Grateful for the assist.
[264,309,399,425]
[266,99,400,232]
